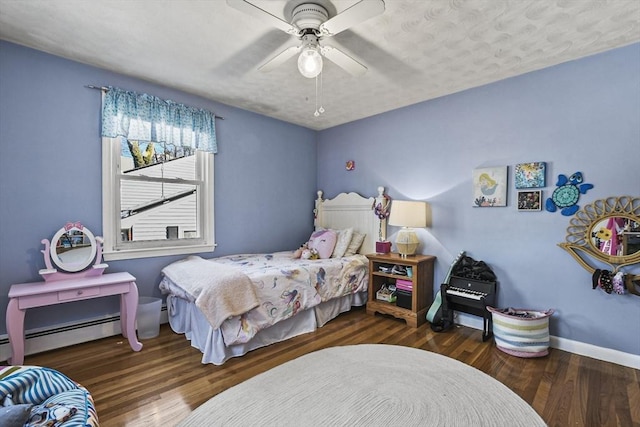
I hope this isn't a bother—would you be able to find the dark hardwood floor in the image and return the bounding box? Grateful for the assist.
[26,308,639,427]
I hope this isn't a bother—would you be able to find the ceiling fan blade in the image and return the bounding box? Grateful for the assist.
[321,45,367,77]
[226,0,298,35]
[319,0,385,37]
[258,45,301,72]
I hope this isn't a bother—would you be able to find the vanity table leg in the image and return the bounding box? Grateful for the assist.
[121,282,143,352]
[6,298,26,364]
[120,292,128,339]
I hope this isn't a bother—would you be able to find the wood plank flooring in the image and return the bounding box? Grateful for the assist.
[25,308,640,427]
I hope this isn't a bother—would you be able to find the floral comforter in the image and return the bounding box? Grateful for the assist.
[160,252,368,346]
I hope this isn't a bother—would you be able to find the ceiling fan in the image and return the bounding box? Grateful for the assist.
[226,0,385,78]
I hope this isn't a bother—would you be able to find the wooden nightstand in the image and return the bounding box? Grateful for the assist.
[365,253,436,327]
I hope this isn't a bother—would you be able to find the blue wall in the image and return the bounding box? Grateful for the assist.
[0,41,317,333]
[318,43,640,355]
[1,40,638,357]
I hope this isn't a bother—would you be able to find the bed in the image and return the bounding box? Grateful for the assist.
[159,187,387,365]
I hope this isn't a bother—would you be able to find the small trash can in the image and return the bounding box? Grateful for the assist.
[486,307,554,358]
[137,296,162,339]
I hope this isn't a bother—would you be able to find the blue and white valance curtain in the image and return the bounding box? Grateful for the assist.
[101,86,217,153]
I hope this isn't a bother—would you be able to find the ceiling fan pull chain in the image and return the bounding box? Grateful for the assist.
[318,71,325,114]
[314,74,320,117]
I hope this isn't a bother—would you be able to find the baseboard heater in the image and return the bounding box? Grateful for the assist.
[0,305,168,362]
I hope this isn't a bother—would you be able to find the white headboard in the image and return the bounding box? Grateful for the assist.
[314,186,387,255]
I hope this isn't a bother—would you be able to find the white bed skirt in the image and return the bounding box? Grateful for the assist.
[167,292,367,365]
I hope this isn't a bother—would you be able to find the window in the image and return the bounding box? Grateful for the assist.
[102,137,214,260]
[100,86,217,260]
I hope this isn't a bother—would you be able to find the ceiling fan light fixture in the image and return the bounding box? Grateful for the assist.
[298,46,323,78]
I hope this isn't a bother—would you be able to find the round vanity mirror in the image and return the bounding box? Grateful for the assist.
[50,224,97,272]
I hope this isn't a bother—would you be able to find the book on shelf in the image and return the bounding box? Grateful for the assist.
[396,279,413,291]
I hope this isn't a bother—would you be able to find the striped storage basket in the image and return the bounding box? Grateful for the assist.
[487,307,554,358]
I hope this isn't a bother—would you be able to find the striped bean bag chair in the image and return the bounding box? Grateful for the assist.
[487,307,554,358]
[0,366,98,426]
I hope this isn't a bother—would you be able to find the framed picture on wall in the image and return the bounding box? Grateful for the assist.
[517,190,542,211]
[473,166,508,207]
[514,162,546,189]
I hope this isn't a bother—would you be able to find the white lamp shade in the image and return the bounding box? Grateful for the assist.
[389,200,428,257]
[388,201,428,228]
[298,47,323,78]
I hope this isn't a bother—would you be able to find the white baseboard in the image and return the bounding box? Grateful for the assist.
[455,312,640,370]
[549,336,640,370]
[0,307,168,363]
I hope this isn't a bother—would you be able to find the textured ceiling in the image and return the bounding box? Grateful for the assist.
[1,0,639,130]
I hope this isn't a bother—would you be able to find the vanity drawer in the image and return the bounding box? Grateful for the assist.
[58,287,100,301]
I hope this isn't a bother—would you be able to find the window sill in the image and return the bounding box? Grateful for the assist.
[103,243,216,261]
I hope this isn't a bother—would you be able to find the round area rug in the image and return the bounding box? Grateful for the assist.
[178,344,546,426]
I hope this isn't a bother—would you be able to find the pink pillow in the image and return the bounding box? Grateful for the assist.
[308,229,337,259]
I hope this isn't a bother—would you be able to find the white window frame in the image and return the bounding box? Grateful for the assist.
[102,137,215,261]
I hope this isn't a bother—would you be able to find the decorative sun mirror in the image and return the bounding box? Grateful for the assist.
[40,222,107,281]
[559,196,640,296]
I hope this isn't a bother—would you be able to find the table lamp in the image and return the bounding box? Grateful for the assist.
[388,200,428,257]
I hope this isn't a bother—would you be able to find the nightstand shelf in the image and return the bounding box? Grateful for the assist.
[365,253,435,327]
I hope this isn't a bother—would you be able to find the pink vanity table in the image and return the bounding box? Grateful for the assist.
[5,222,143,364]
